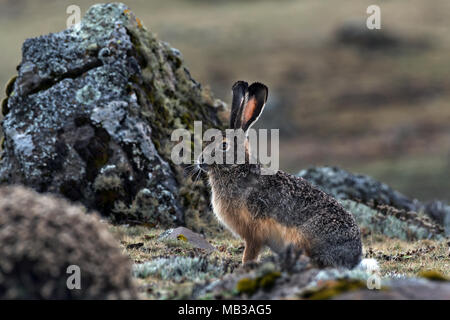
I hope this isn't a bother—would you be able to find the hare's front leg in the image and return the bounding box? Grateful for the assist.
[242,239,263,264]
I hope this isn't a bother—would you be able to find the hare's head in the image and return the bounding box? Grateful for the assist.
[197,81,268,174]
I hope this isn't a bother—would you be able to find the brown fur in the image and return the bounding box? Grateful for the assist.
[211,187,310,263]
[199,81,362,268]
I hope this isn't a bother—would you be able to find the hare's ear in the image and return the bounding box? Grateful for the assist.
[230,81,248,129]
[241,82,268,132]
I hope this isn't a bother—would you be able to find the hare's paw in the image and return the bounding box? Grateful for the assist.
[242,240,263,264]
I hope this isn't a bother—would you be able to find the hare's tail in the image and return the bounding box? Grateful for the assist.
[357,258,379,272]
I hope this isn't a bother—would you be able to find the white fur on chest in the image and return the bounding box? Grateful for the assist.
[211,191,232,231]
[210,189,241,238]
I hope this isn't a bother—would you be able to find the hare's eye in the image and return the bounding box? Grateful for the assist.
[221,142,229,151]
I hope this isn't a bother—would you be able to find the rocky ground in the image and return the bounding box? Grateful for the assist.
[115,167,450,300]
[0,3,449,300]
[111,224,449,300]
[111,166,450,300]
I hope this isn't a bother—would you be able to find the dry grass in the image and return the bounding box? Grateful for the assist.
[364,235,450,278]
[109,223,449,299]
[109,224,273,299]
[110,224,274,265]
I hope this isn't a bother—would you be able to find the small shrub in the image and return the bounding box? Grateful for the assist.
[133,256,227,282]
[0,186,138,299]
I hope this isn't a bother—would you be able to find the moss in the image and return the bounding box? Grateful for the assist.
[94,174,123,191]
[302,279,368,300]
[418,270,448,282]
[236,278,259,295]
[180,112,194,129]
[235,270,281,295]
[5,76,17,97]
[259,271,282,290]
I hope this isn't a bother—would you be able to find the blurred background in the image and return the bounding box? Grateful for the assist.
[1,0,449,202]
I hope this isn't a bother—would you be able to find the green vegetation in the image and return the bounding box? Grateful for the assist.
[301,279,369,300]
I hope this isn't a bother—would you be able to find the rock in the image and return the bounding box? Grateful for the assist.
[298,166,449,236]
[0,3,225,228]
[0,185,138,299]
[333,279,450,300]
[193,253,450,300]
[159,227,216,252]
[339,199,444,240]
[424,200,450,236]
[298,166,416,211]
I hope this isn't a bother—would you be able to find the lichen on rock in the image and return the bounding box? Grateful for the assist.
[193,250,450,300]
[298,166,417,210]
[159,227,216,252]
[298,166,449,236]
[339,199,444,240]
[0,3,225,228]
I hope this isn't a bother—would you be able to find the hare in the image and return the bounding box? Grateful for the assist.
[197,81,363,269]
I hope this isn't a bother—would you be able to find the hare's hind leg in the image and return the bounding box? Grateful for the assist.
[310,240,362,269]
[242,239,263,264]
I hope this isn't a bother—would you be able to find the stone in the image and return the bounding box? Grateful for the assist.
[339,199,444,240]
[159,227,216,252]
[0,3,225,228]
[333,280,450,300]
[424,200,450,236]
[298,166,417,211]
[298,166,449,236]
